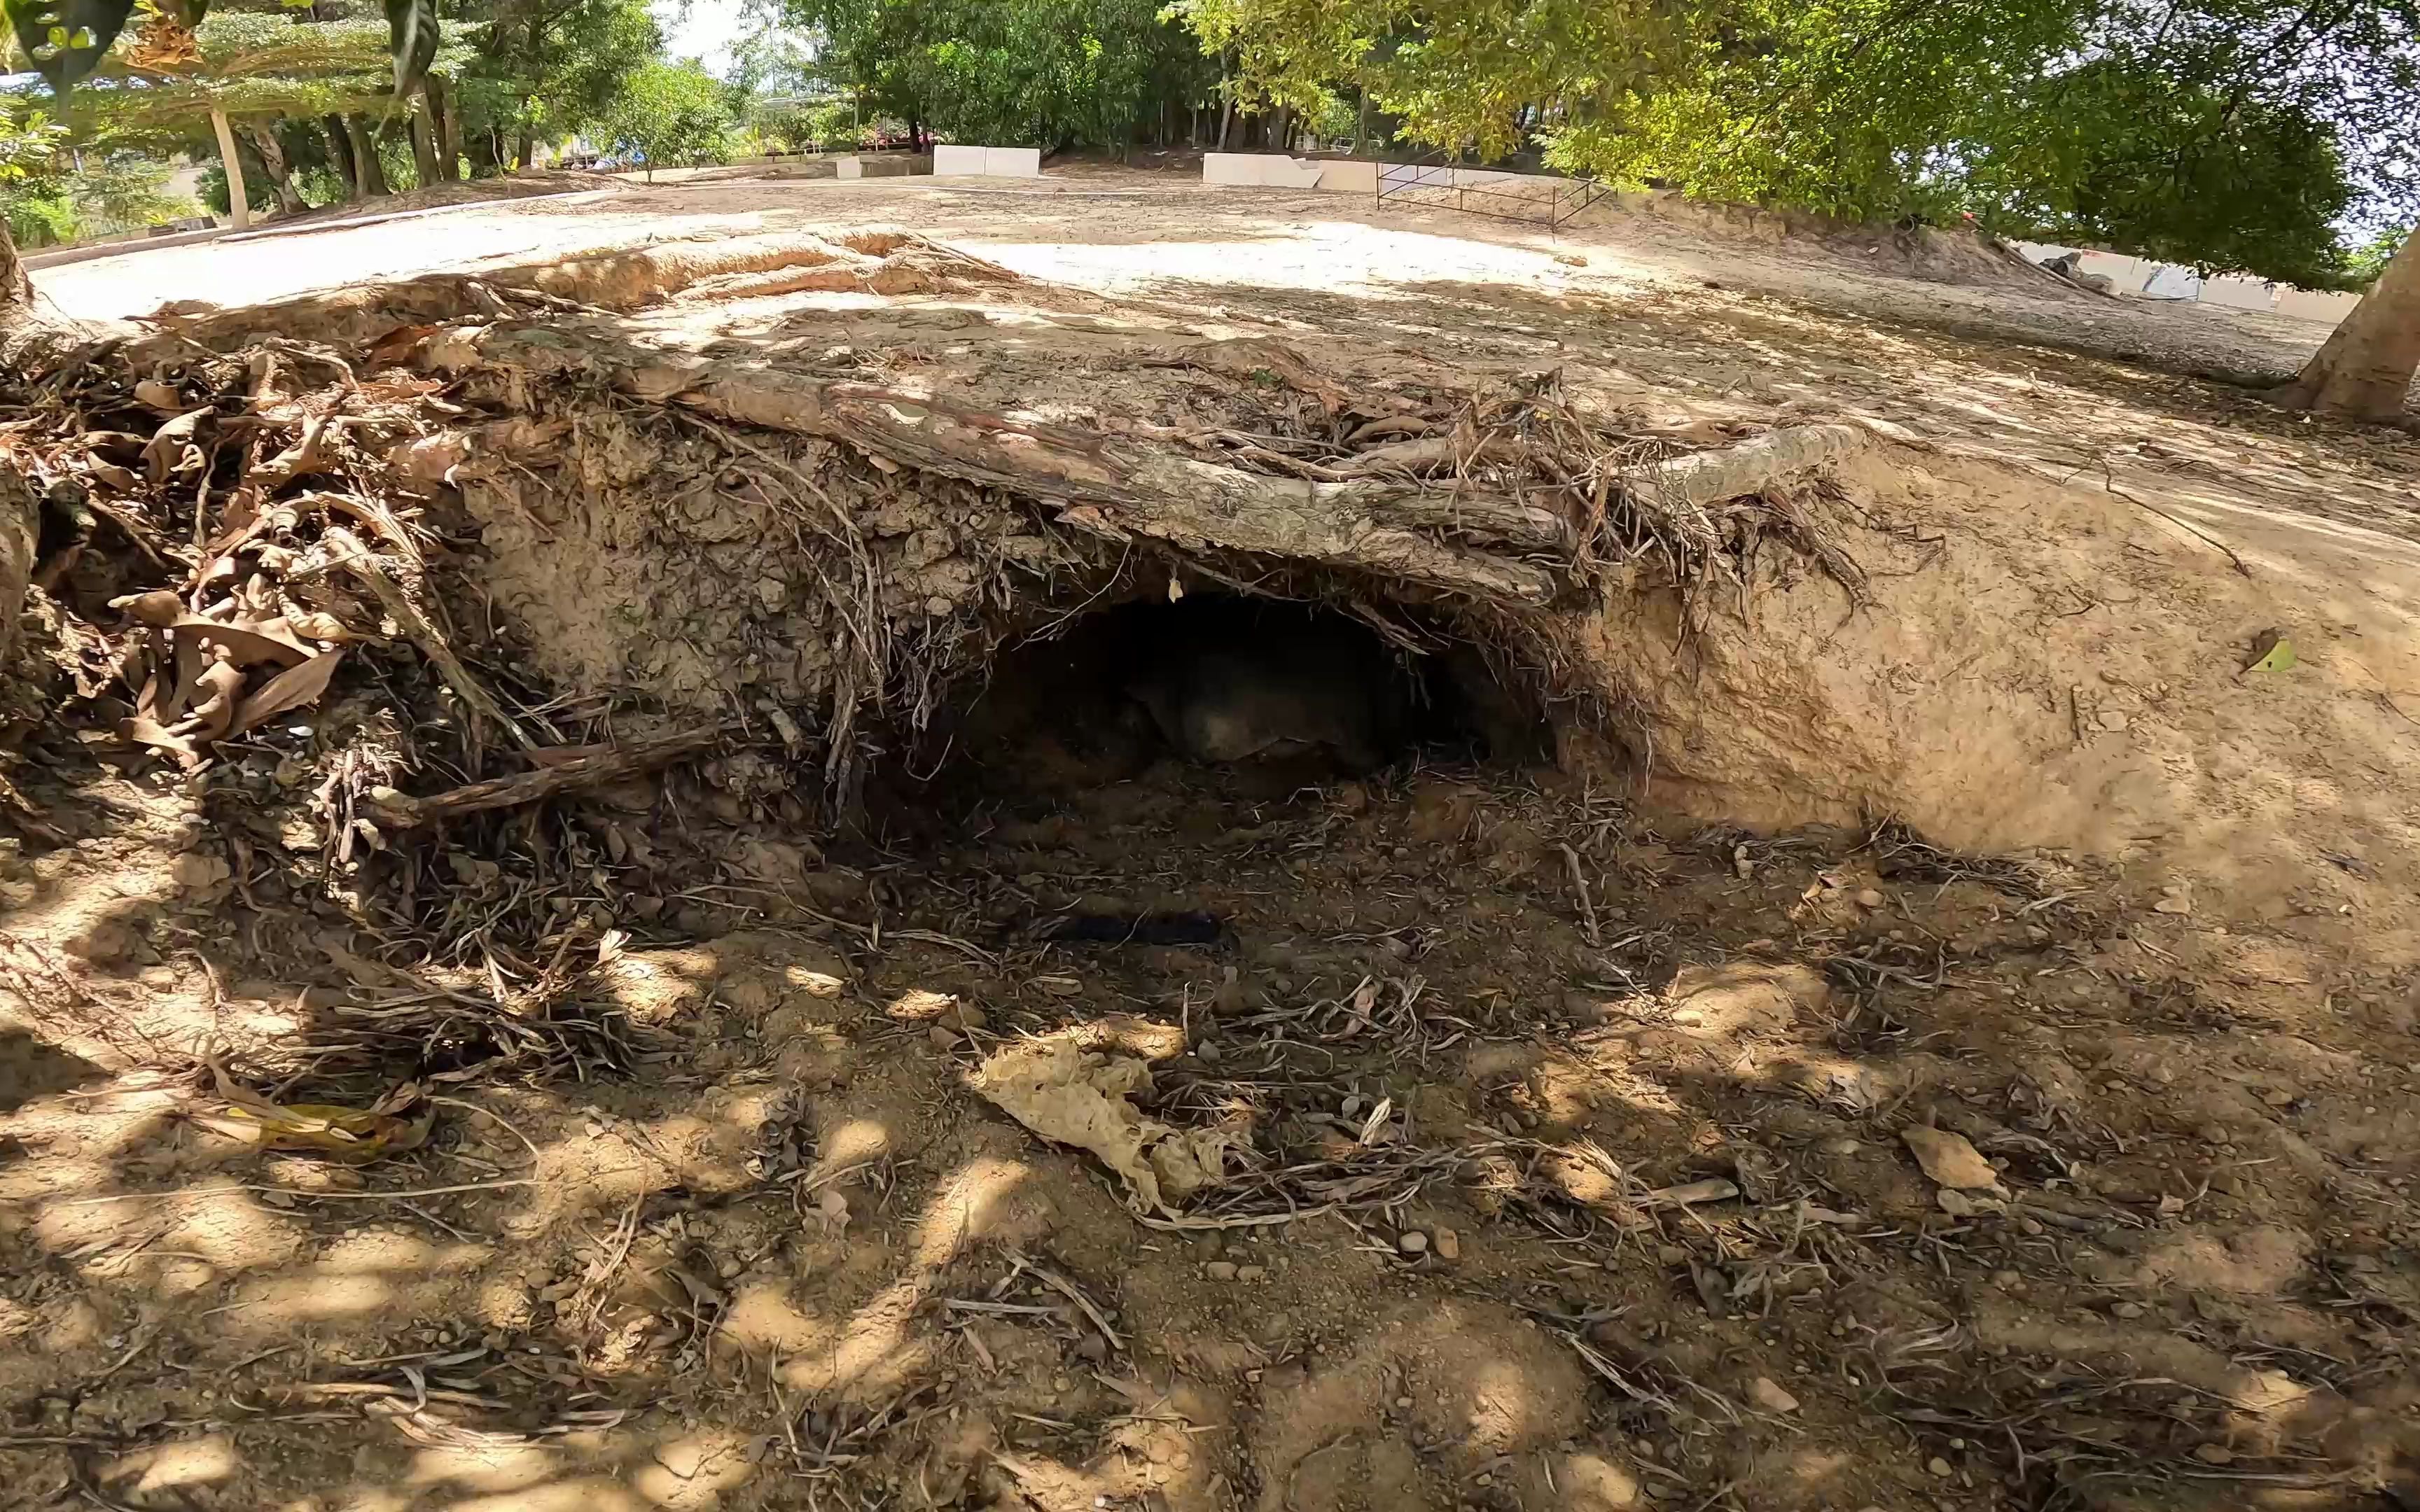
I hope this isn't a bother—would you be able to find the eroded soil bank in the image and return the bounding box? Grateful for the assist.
[2,216,2417,1512]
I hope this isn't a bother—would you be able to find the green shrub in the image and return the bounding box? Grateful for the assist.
[2,188,80,247]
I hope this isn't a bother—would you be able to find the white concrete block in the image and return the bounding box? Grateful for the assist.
[1203,152,1326,188]
[1204,151,1266,186]
[1267,156,1324,188]
[835,156,863,180]
[2276,287,2360,326]
[1315,159,1378,194]
[933,144,987,176]
[982,146,1041,177]
[2199,275,2276,312]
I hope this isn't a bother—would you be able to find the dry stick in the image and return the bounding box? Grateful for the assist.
[361,728,722,830]
[1015,1257,1125,1352]
[320,526,539,751]
[59,1178,539,1206]
[2097,468,2253,578]
[1131,1201,1342,1233]
[1558,841,1602,946]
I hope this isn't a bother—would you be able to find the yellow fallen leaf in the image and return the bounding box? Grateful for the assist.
[197,1060,430,1163]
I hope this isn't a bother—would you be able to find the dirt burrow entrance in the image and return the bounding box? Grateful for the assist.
[1,227,2417,1512]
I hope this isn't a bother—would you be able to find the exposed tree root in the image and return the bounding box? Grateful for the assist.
[447,323,1564,604]
[361,728,723,829]
[1639,423,1870,509]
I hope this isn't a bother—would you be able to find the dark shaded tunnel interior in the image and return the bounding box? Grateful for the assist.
[883,592,1555,818]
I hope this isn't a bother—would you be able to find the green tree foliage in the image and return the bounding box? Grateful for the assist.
[0,95,74,246]
[1956,64,2358,286]
[4,0,436,92]
[1176,0,2420,283]
[787,0,1215,148]
[68,155,199,232]
[919,0,1199,148]
[447,0,660,170]
[2346,225,2415,286]
[591,59,737,174]
[68,8,401,134]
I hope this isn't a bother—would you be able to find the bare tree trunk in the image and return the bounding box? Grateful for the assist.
[0,219,27,308]
[1218,55,1234,149]
[209,108,253,230]
[0,239,30,664]
[345,116,393,197]
[408,94,443,187]
[1354,90,1369,156]
[426,75,461,181]
[2275,227,2420,423]
[241,125,306,215]
[323,115,361,200]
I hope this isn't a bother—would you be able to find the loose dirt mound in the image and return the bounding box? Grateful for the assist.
[1381,180,2067,294]
[2,223,2418,1512]
[1597,190,2071,293]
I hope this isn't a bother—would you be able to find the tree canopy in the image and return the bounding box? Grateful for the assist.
[784,0,1214,149]
[592,58,736,172]
[1174,0,2420,284]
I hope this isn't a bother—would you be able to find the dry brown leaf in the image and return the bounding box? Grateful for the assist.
[165,634,204,722]
[968,1030,1236,1216]
[364,323,441,368]
[389,431,471,486]
[230,648,343,736]
[83,430,149,462]
[179,657,246,743]
[110,590,185,627]
[118,716,197,763]
[1901,1126,2003,1191]
[169,615,310,668]
[248,413,337,489]
[143,408,214,484]
[284,610,354,643]
[133,379,183,414]
[200,487,266,559]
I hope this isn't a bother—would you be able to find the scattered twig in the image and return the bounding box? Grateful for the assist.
[361,729,723,829]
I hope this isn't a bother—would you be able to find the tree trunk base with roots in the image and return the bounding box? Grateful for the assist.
[2274,225,2420,425]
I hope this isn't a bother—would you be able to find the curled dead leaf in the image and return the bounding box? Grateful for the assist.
[143,408,214,484]
[284,610,353,643]
[111,590,185,628]
[169,615,311,668]
[118,715,199,765]
[179,657,246,743]
[198,1061,431,1163]
[230,648,344,736]
[248,413,339,490]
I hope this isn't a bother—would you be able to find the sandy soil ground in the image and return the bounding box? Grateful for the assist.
[38,169,2351,383]
[7,169,2420,1512]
